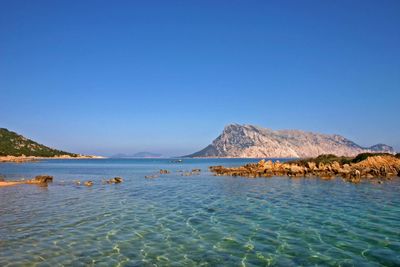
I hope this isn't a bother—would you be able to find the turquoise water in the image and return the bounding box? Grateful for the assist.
[0,158,399,266]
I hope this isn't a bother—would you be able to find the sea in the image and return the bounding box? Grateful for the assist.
[0,158,399,266]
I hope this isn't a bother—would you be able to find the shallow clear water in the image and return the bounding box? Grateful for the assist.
[0,158,399,266]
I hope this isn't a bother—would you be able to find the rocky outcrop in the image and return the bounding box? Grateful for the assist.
[0,175,54,187]
[187,124,394,158]
[0,128,102,160]
[210,154,400,183]
[34,175,53,183]
[0,128,80,157]
[108,177,123,184]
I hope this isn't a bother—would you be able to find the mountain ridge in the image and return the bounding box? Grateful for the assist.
[186,124,394,158]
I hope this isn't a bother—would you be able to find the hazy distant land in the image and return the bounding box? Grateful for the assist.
[111,152,163,158]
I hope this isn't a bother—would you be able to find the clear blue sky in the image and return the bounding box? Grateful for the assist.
[1,0,399,156]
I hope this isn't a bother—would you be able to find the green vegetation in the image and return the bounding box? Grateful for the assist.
[351,153,394,163]
[0,128,78,157]
[290,152,397,166]
[289,154,352,165]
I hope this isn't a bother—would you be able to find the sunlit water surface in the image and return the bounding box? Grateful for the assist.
[0,158,399,266]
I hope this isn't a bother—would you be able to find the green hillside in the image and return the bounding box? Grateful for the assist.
[0,128,78,157]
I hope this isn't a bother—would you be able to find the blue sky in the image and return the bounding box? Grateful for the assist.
[1,0,399,156]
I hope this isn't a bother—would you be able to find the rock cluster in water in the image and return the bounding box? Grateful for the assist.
[145,168,202,178]
[145,170,170,178]
[77,177,123,186]
[180,169,201,176]
[0,175,54,187]
[210,154,400,183]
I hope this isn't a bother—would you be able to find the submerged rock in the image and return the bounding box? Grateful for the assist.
[145,175,159,179]
[160,169,170,174]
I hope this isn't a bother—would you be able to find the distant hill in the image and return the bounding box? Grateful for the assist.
[112,152,163,158]
[0,128,79,157]
[186,124,394,158]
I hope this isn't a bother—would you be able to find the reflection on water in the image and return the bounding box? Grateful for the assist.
[0,159,399,266]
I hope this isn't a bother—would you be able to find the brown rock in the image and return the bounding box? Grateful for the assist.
[318,162,325,170]
[257,159,266,168]
[34,175,53,183]
[288,165,304,176]
[84,181,93,186]
[342,164,351,170]
[107,177,124,183]
[331,162,341,173]
[306,162,316,170]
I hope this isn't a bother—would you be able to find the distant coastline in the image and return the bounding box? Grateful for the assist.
[111,152,163,158]
[0,155,105,163]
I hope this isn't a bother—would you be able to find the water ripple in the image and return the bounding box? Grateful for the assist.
[0,158,399,266]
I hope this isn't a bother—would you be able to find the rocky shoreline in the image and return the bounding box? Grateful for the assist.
[0,175,54,187]
[210,153,400,183]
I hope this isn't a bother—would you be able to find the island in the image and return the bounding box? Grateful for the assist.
[186,124,394,158]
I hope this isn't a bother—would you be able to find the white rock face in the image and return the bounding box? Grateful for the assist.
[187,124,394,158]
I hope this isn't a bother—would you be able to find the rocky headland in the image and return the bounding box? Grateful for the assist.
[0,128,103,162]
[210,153,400,183]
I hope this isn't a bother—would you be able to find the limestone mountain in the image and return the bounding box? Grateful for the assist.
[187,124,394,158]
[0,128,79,157]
